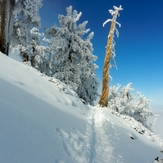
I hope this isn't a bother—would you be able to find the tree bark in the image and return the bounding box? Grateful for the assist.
[98,7,121,107]
[0,0,15,55]
[0,0,8,55]
[7,0,15,55]
[98,19,115,107]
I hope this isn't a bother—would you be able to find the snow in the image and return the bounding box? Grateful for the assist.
[0,52,163,163]
[154,109,163,140]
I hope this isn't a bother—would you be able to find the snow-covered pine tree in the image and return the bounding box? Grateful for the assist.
[30,27,49,72]
[43,6,99,104]
[11,0,42,62]
[77,62,99,105]
[26,27,45,67]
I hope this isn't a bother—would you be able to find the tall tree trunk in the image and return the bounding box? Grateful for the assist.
[0,0,15,55]
[98,19,116,107]
[7,0,15,55]
[0,0,8,55]
[98,6,122,107]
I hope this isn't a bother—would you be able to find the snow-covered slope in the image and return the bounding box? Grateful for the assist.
[154,109,163,140]
[0,53,163,163]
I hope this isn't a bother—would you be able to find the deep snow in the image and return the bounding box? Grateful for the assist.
[0,53,163,163]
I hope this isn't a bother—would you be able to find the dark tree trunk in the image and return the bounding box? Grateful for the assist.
[0,0,8,55]
[7,0,15,55]
[0,0,15,55]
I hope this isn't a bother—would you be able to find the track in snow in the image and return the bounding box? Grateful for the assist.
[57,107,123,163]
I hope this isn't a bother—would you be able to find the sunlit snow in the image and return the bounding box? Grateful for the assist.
[0,53,163,163]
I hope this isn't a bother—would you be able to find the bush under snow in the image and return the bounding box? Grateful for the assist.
[107,83,156,130]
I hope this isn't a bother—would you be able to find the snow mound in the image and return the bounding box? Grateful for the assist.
[0,53,163,163]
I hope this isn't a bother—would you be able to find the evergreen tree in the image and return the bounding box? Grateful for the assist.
[42,6,99,104]
[11,0,42,62]
[30,27,48,70]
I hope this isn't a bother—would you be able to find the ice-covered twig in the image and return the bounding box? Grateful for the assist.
[113,5,123,11]
[111,55,118,69]
[103,19,112,27]
[115,27,119,37]
[103,19,121,28]
[73,12,82,22]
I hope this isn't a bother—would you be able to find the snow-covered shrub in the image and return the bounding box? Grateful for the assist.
[133,92,153,127]
[107,83,155,129]
[39,6,99,105]
[108,83,134,116]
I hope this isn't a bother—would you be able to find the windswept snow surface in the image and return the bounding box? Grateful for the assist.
[0,53,163,163]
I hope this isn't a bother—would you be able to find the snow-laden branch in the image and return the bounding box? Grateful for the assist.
[73,12,82,22]
[103,19,112,27]
[103,17,121,28]
[113,5,123,11]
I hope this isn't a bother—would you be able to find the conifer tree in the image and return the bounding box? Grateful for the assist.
[43,6,99,104]
[11,0,42,62]
[98,5,123,107]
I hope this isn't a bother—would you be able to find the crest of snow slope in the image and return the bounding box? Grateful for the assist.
[0,53,163,163]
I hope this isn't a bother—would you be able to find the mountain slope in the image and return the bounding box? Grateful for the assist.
[0,53,163,163]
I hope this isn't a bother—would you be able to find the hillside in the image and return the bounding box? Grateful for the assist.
[0,53,163,163]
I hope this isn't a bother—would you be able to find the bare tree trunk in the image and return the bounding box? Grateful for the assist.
[0,0,8,55]
[98,6,122,107]
[0,0,15,55]
[98,19,116,107]
[7,0,15,55]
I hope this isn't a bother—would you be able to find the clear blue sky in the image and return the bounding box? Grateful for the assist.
[40,0,163,109]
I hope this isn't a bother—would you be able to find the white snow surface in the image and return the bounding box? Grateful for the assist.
[0,53,163,163]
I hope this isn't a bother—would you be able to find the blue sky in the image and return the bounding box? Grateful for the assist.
[40,0,163,109]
